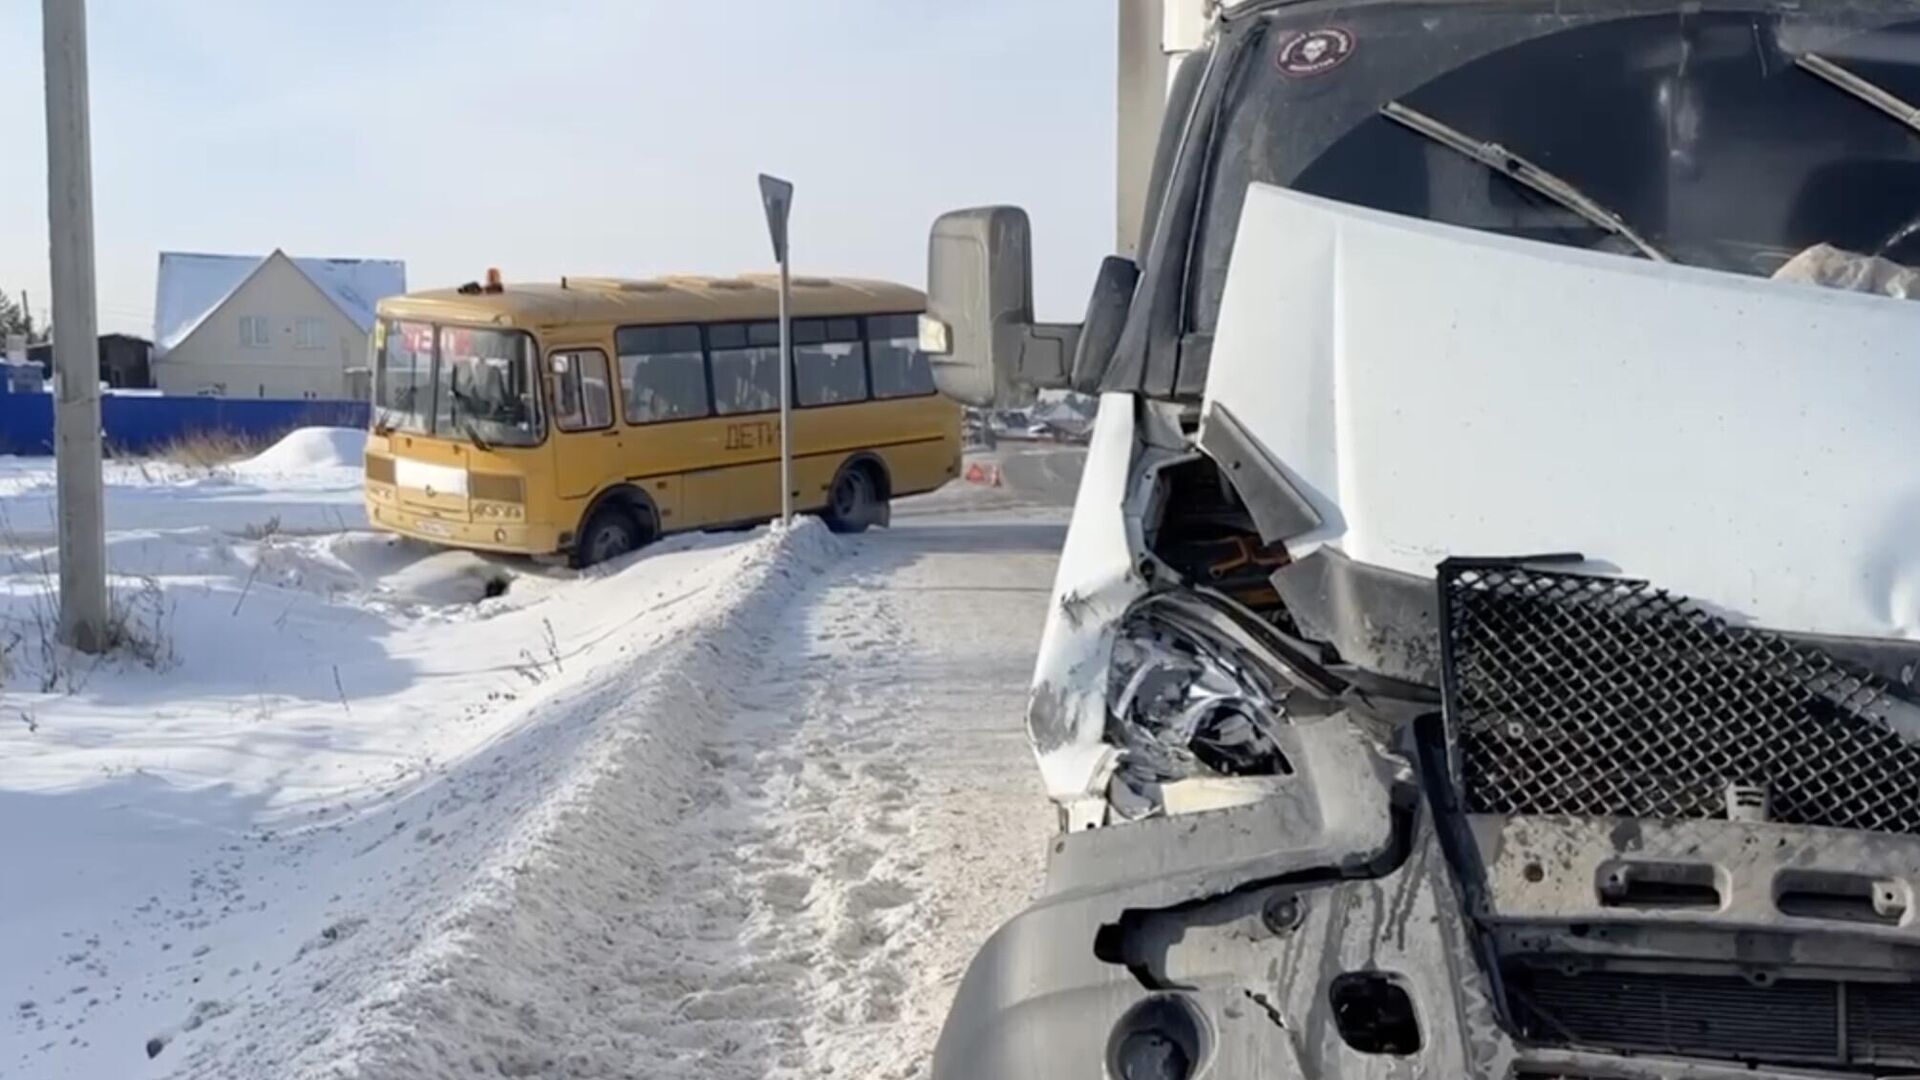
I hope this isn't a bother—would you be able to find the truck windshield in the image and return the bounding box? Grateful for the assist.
[373,319,542,447]
[1184,5,1920,342]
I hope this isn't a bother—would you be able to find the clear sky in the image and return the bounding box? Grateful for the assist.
[0,1,1115,337]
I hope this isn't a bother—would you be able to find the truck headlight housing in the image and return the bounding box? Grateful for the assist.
[1104,592,1318,820]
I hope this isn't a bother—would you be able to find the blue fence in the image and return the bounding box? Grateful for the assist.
[0,392,369,457]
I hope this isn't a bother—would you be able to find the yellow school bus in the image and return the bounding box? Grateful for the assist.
[363,272,961,565]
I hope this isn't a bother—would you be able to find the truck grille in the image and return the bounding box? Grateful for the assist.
[1436,559,1920,835]
[1508,969,1920,1070]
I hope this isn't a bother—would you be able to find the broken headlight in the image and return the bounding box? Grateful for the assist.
[1104,592,1322,820]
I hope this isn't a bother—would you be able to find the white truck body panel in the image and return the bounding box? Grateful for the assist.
[1203,184,1920,641]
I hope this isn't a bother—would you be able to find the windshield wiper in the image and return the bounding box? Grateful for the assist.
[458,416,494,453]
[1381,100,1673,263]
[1797,53,1920,140]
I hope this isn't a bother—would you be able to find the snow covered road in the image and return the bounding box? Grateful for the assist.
[1,436,1075,1079]
[292,509,1066,1080]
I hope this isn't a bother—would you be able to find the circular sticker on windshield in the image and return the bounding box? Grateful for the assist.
[1277,28,1354,77]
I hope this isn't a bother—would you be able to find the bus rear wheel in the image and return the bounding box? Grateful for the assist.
[823,465,879,534]
[574,505,646,568]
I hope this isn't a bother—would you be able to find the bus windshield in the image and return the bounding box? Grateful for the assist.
[373,320,542,447]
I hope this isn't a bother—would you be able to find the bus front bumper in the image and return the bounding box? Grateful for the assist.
[366,497,557,556]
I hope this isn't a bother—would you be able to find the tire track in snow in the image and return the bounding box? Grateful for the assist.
[725,516,1063,1079]
[727,564,930,1076]
[273,523,854,1080]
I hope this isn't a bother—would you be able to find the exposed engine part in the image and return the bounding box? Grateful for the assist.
[1144,456,1293,618]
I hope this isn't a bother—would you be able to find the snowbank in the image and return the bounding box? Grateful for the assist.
[2,472,1060,1080]
[175,520,848,1079]
[0,428,369,543]
[234,427,367,475]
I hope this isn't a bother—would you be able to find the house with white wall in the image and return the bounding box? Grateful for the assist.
[151,250,406,399]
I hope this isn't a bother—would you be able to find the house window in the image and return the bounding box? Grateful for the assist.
[293,318,324,350]
[239,315,269,348]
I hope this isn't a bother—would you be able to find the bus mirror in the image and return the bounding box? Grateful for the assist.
[926,206,1078,407]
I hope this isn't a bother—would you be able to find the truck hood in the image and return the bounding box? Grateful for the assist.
[1205,184,1920,644]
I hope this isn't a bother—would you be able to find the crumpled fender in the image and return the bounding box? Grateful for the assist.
[1023,393,1154,826]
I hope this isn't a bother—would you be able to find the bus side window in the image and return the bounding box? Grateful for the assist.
[709,322,782,415]
[866,314,936,398]
[795,317,869,407]
[549,349,614,432]
[615,324,710,423]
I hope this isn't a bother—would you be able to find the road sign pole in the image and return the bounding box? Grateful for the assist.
[42,0,108,652]
[757,174,795,528]
[777,254,792,527]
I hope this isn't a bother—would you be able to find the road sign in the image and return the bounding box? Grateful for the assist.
[758,174,792,263]
[757,174,795,527]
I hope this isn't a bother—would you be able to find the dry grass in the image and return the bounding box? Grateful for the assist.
[149,431,270,469]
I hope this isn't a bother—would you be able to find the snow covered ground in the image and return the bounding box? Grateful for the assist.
[0,432,1078,1079]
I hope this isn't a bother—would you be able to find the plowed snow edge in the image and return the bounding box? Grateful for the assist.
[278,522,847,1079]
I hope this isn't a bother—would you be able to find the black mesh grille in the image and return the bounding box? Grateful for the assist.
[1437,560,1920,834]
[1509,969,1920,1070]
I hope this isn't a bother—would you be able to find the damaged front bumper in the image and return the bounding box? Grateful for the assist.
[936,385,1920,1077]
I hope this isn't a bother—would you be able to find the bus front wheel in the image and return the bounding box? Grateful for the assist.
[823,465,880,534]
[573,505,646,568]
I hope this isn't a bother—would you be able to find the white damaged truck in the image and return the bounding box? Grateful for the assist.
[918,1,1920,1077]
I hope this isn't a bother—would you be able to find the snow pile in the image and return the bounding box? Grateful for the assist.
[0,515,763,1077]
[292,523,845,1079]
[166,521,852,1080]
[233,427,367,475]
[0,429,370,544]
[378,548,516,607]
[3,474,1064,1080]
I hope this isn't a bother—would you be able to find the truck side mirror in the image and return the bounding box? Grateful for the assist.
[922,206,1079,407]
[1070,255,1139,394]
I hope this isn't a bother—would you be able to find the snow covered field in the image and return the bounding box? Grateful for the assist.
[0,432,1077,1079]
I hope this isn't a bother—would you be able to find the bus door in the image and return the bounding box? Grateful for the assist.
[545,346,623,501]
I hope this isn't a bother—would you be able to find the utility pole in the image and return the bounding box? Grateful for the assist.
[757,174,795,528]
[42,0,109,652]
